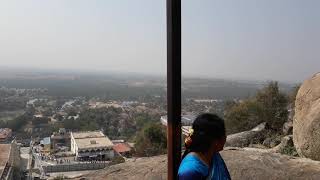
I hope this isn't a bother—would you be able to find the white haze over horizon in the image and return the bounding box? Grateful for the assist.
[0,0,319,83]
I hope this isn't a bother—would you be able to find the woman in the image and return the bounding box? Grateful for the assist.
[178,113,231,180]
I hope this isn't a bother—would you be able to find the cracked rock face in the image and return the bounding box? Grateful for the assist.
[293,72,320,160]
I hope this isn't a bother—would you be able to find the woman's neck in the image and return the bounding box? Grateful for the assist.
[192,151,214,166]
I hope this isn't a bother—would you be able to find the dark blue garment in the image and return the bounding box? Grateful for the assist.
[178,153,231,180]
[178,153,208,180]
[208,153,231,180]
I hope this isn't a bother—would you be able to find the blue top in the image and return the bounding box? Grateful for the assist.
[178,153,209,180]
[178,153,231,180]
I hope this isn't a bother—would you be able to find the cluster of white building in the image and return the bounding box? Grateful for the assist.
[36,129,133,162]
[71,131,115,161]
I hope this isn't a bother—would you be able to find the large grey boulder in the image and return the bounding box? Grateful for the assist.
[225,122,267,147]
[293,72,320,160]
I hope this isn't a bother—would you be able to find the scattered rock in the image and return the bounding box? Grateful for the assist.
[281,135,294,147]
[262,136,281,148]
[262,137,273,147]
[272,135,297,156]
[282,121,293,135]
[293,72,320,160]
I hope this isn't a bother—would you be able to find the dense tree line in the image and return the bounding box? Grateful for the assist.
[61,106,167,156]
[0,78,163,100]
[0,97,27,112]
[0,113,32,131]
[63,107,160,140]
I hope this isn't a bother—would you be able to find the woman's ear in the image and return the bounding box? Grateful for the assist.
[213,137,226,152]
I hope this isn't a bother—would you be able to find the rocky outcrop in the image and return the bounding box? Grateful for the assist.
[74,148,320,180]
[283,103,294,136]
[293,72,320,160]
[271,135,297,156]
[282,121,293,135]
[74,155,167,180]
[262,136,281,148]
[225,122,267,147]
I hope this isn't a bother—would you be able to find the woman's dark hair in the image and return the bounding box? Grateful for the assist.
[182,113,226,158]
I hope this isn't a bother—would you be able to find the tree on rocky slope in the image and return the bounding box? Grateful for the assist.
[134,122,167,157]
[224,81,289,134]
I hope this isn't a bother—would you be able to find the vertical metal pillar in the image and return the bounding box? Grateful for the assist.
[167,0,181,179]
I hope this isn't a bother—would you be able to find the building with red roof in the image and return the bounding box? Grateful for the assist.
[113,143,133,157]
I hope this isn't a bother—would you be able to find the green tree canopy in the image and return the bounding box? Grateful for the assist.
[134,123,167,157]
[224,81,289,134]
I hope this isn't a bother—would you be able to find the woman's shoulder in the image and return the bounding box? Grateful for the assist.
[178,154,209,179]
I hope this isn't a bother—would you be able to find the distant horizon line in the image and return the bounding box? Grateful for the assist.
[0,65,301,84]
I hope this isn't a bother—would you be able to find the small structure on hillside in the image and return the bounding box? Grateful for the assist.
[113,143,133,158]
[51,128,71,152]
[0,128,12,143]
[40,137,51,154]
[111,140,125,144]
[71,131,114,161]
[161,115,196,126]
[161,116,195,136]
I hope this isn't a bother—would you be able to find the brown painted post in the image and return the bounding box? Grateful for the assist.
[167,0,181,179]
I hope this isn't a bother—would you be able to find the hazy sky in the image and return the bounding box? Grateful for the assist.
[0,0,319,83]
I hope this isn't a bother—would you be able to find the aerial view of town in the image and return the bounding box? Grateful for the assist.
[0,67,304,179]
[1,0,320,180]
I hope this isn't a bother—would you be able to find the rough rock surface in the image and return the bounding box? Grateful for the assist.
[74,148,320,180]
[225,122,267,147]
[293,72,320,160]
[75,155,167,180]
[283,120,293,135]
[271,135,297,156]
[262,137,281,148]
